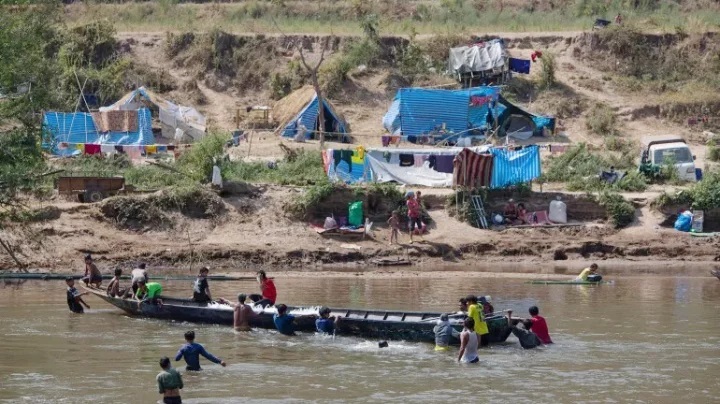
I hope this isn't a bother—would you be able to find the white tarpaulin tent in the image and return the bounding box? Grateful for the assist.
[365,146,491,187]
[448,39,508,75]
[100,87,206,142]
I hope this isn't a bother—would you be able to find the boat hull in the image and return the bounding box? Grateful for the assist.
[84,288,511,345]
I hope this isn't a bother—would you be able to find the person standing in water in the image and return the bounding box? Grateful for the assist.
[175,330,226,371]
[192,266,212,303]
[249,270,276,308]
[157,356,183,404]
[507,310,542,349]
[433,313,460,351]
[219,293,254,331]
[315,306,341,335]
[66,277,90,313]
[466,295,490,346]
[457,317,479,363]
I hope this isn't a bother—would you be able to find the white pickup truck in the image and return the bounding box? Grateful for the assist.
[640,136,697,182]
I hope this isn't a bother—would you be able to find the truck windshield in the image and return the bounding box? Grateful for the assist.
[654,148,693,164]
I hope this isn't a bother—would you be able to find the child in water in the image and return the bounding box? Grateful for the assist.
[387,211,400,245]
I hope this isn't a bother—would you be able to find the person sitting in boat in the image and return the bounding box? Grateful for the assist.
[192,267,212,303]
[506,310,542,349]
[157,356,183,404]
[273,304,298,336]
[315,306,341,335]
[82,254,102,288]
[466,295,490,347]
[433,313,460,351]
[503,199,518,224]
[131,263,149,296]
[576,263,601,282]
[218,293,254,332]
[249,270,277,308]
[135,279,163,305]
[479,296,494,316]
[66,277,90,313]
[175,330,226,371]
[106,268,129,298]
[457,317,480,363]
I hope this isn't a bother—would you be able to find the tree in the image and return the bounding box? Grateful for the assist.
[297,37,329,149]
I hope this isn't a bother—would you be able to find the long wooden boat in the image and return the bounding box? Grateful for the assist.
[83,287,511,345]
[527,280,609,285]
[0,272,251,281]
[711,269,720,280]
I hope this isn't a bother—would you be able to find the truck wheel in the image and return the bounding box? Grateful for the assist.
[86,191,104,203]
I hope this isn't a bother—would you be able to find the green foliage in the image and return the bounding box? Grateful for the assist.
[222,150,326,186]
[599,191,635,228]
[707,139,720,162]
[285,180,336,219]
[538,52,557,90]
[586,103,618,136]
[399,31,429,80]
[686,170,720,211]
[0,128,47,207]
[319,56,353,96]
[445,189,488,226]
[270,72,293,100]
[176,133,229,181]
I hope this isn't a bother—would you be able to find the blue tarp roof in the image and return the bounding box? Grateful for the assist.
[382,87,503,138]
[42,108,155,156]
[281,95,348,142]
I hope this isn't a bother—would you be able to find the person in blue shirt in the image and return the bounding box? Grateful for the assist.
[273,304,297,336]
[174,330,227,371]
[315,306,341,334]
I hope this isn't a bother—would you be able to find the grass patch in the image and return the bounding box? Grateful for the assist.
[598,191,635,228]
[652,170,720,212]
[222,149,327,186]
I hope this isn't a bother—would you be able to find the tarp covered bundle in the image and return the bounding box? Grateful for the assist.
[275,86,349,142]
[382,87,503,140]
[100,87,206,142]
[43,108,155,156]
[448,39,508,75]
[490,145,541,188]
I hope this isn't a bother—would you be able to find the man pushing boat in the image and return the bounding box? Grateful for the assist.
[575,263,602,282]
[218,293,254,331]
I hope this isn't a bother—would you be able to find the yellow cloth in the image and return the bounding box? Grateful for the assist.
[434,345,450,351]
[355,145,366,160]
[74,143,84,151]
[145,145,157,154]
[578,267,591,281]
[468,303,489,336]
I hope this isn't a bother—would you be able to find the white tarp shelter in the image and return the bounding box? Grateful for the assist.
[448,39,508,75]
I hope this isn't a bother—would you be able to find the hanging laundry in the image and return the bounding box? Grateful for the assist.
[333,149,353,171]
[58,142,69,150]
[114,145,125,154]
[431,155,455,173]
[383,151,391,163]
[84,144,101,155]
[453,148,494,188]
[531,50,543,63]
[381,136,391,147]
[126,146,142,160]
[157,145,168,153]
[399,154,414,167]
[167,144,176,151]
[100,144,115,155]
[550,144,568,154]
[74,143,84,151]
[414,154,426,167]
[389,136,400,145]
[407,135,418,144]
[355,145,366,160]
[145,145,158,155]
[509,58,531,74]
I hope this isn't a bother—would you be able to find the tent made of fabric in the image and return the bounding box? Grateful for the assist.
[497,95,555,138]
[274,86,349,142]
[382,87,504,139]
[100,87,206,142]
[43,108,155,156]
[448,39,508,75]
[490,145,541,188]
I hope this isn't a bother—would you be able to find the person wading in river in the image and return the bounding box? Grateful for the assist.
[315,306,341,335]
[175,330,226,371]
[576,263,599,282]
[192,266,212,303]
[507,310,542,349]
[219,293,254,331]
[457,317,479,363]
[434,313,460,351]
[249,270,276,308]
[157,356,183,404]
[466,295,490,346]
[66,277,90,313]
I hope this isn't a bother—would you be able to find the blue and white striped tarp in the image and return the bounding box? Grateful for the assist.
[43,108,155,156]
[281,96,348,142]
[490,145,541,188]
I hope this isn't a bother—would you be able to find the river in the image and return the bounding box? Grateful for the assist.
[0,276,718,403]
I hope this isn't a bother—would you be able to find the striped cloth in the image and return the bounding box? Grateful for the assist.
[490,145,541,188]
[452,148,493,188]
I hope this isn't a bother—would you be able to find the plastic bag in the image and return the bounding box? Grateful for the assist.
[674,211,693,232]
[348,201,363,227]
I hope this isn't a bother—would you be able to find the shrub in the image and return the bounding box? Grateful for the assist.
[708,140,720,162]
[222,149,326,186]
[270,72,292,100]
[319,56,353,96]
[538,52,556,90]
[599,191,635,228]
[176,132,229,181]
[585,103,618,136]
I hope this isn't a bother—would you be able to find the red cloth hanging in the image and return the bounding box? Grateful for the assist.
[84,144,101,155]
[453,148,494,188]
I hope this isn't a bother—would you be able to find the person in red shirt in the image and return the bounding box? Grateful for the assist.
[527,306,552,344]
[406,193,423,244]
[249,270,276,308]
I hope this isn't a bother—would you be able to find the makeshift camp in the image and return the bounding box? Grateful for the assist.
[382,87,503,142]
[100,87,206,142]
[274,86,349,142]
[43,109,155,156]
[448,39,510,87]
[497,95,555,139]
[490,145,541,188]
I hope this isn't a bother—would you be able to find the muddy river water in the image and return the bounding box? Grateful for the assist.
[0,275,718,403]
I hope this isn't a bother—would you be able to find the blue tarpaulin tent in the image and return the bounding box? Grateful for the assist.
[280,92,349,142]
[490,145,541,188]
[382,87,503,140]
[43,108,155,156]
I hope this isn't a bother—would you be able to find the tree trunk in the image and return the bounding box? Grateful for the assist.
[0,235,24,270]
[313,75,326,149]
